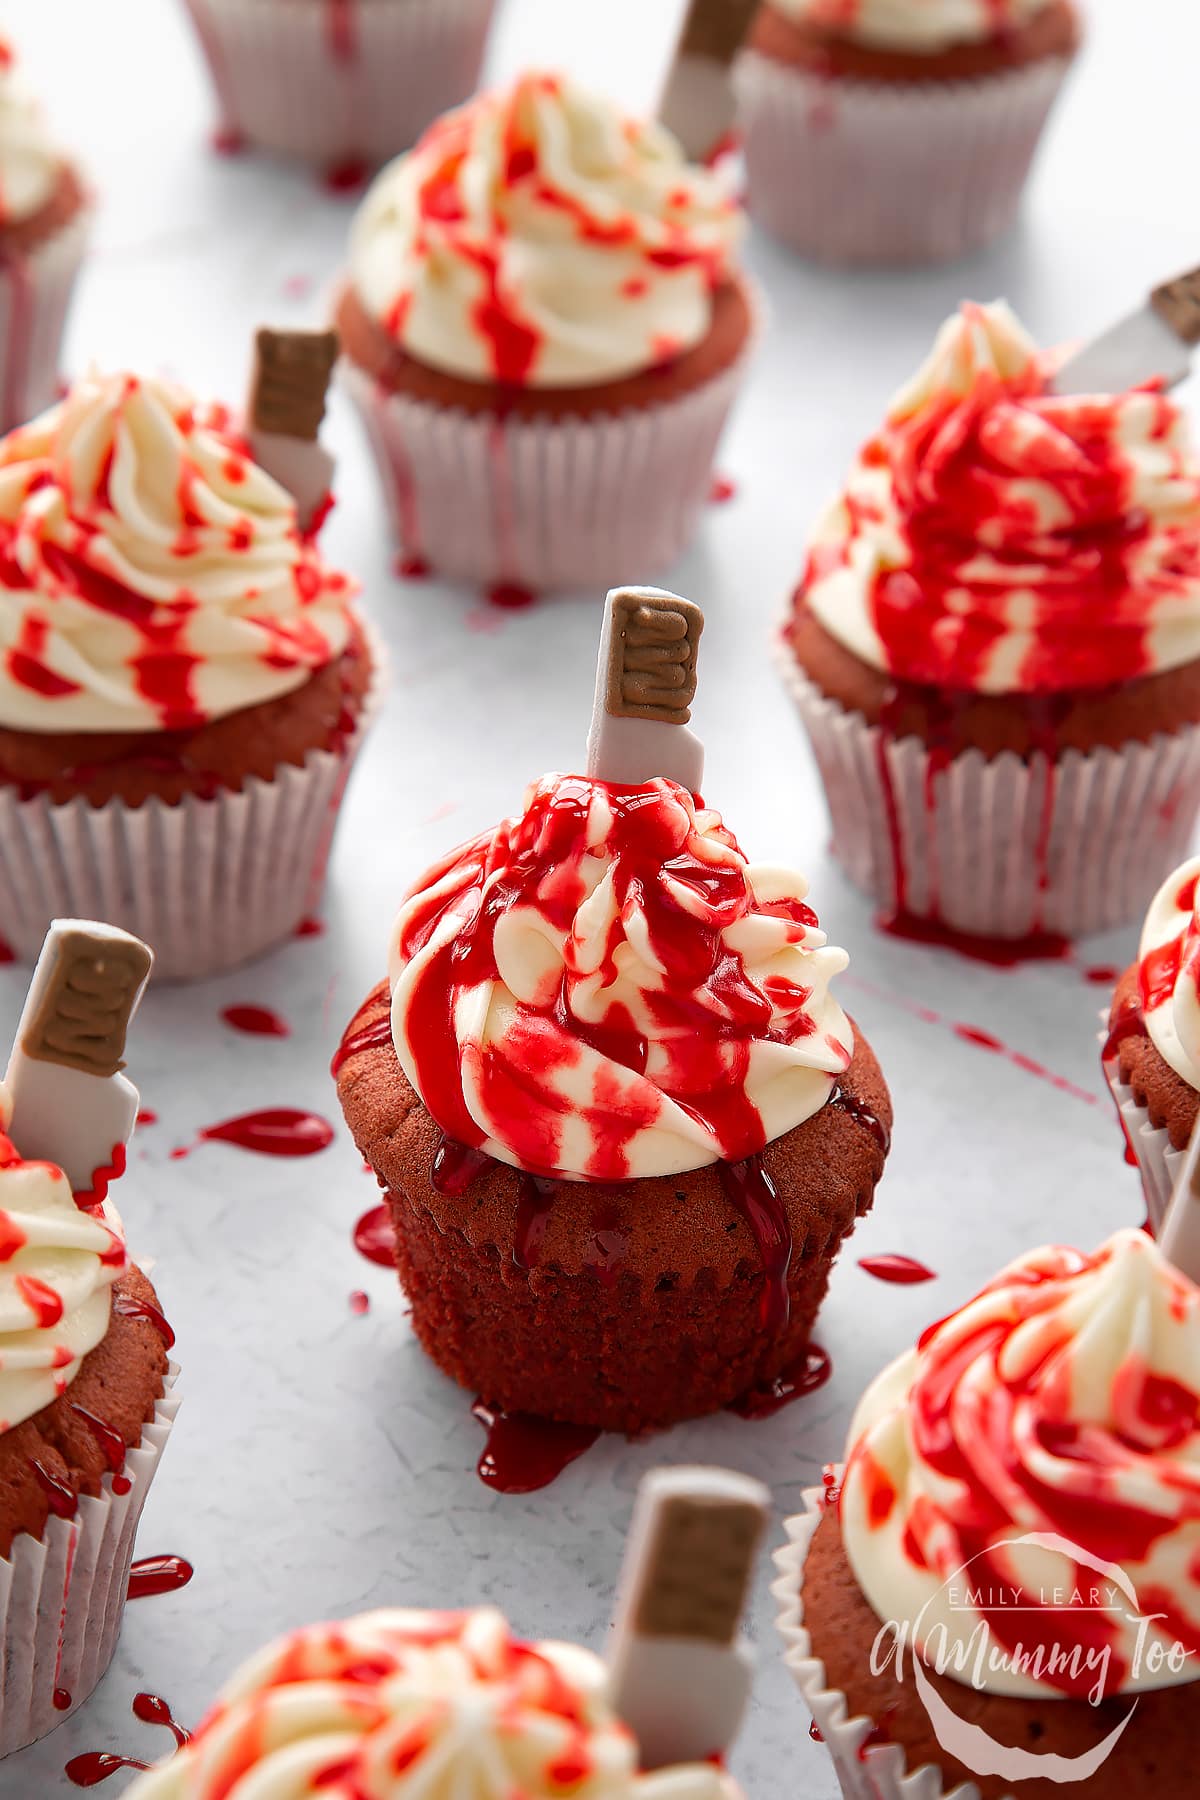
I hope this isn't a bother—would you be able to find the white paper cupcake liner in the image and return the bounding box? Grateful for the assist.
[340,323,755,593]
[0,1365,179,1758]
[181,0,496,166]
[773,1487,988,1800]
[777,645,1200,941]
[734,50,1072,264]
[0,209,89,434]
[0,632,383,982]
[1098,1024,1186,1235]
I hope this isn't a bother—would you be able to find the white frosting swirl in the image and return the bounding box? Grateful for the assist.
[0,39,62,227]
[0,371,355,732]
[769,0,1058,52]
[0,1112,127,1434]
[841,1231,1200,1698]
[1137,854,1200,1091]
[125,1607,732,1800]
[350,71,742,388]
[803,300,1200,695]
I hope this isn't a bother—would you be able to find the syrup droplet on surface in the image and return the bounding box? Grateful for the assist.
[353,1204,394,1268]
[729,1345,832,1419]
[877,909,1071,969]
[128,1556,194,1601]
[221,1004,290,1038]
[471,1399,600,1494]
[349,1289,370,1315]
[709,473,737,503]
[197,1109,335,1157]
[486,582,535,611]
[295,915,324,938]
[858,1254,937,1285]
[135,1109,157,1127]
[132,1692,190,1747]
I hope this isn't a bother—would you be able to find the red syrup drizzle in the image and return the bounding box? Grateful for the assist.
[1083,964,1121,986]
[29,1458,76,1519]
[69,1404,125,1475]
[127,1555,194,1601]
[136,1109,158,1127]
[0,933,13,964]
[353,1204,395,1268]
[330,1014,394,1078]
[177,1110,335,1158]
[431,1135,492,1196]
[513,1172,556,1272]
[471,1399,600,1495]
[326,0,358,61]
[877,908,1071,970]
[729,1345,832,1419]
[295,915,324,938]
[324,158,371,194]
[67,1694,191,1788]
[349,1289,370,1315]
[221,1004,290,1038]
[113,1292,176,1350]
[858,1254,937,1285]
[719,1156,791,1331]
[709,473,737,504]
[396,553,431,580]
[486,583,536,611]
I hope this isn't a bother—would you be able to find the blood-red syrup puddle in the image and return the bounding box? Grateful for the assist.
[858,1254,937,1285]
[729,1345,832,1420]
[486,582,535,611]
[66,1692,190,1787]
[174,1109,335,1159]
[221,1004,290,1038]
[353,1203,395,1268]
[128,1555,193,1600]
[472,1400,600,1494]
[877,909,1071,969]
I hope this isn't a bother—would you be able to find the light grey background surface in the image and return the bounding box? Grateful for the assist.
[0,0,1196,1793]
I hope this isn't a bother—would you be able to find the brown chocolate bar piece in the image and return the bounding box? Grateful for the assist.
[606,591,704,725]
[631,1491,766,1644]
[249,328,340,441]
[1151,267,1200,347]
[22,929,153,1079]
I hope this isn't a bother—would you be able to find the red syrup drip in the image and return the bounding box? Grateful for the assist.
[729,1344,832,1419]
[486,582,536,611]
[828,1086,892,1157]
[1103,993,1145,1064]
[132,1692,190,1748]
[349,1289,370,1315]
[396,553,431,580]
[67,1753,151,1787]
[330,1015,394,1078]
[212,125,245,155]
[809,1719,824,1743]
[709,473,737,504]
[113,1477,131,1497]
[471,1399,600,1494]
[54,1688,72,1711]
[877,908,1071,969]
[128,1555,193,1601]
[136,1109,157,1127]
[513,1172,556,1272]
[431,1135,492,1197]
[113,1292,176,1350]
[858,1254,937,1285]
[29,1457,76,1518]
[719,1156,791,1331]
[0,933,13,964]
[295,915,324,938]
[193,1109,335,1157]
[1084,964,1121,986]
[951,1022,1099,1106]
[324,158,370,194]
[221,1004,290,1038]
[353,1204,395,1268]
[69,1404,125,1474]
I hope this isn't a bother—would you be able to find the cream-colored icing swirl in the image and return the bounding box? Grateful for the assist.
[1137,855,1200,1092]
[0,38,62,227]
[801,300,1200,696]
[350,71,742,387]
[389,773,853,1181]
[0,371,355,732]
[125,1606,732,1799]
[769,0,1058,52]
[0,1095,126,1434]
[840,1230,1200,1698]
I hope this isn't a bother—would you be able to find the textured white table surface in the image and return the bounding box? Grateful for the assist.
[0,0,1196,1794]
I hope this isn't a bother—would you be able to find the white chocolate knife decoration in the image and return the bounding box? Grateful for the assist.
[5,920,153,1204]
[1159,1107,1200,1285]
[659,0,758,163]
[586,585,706,792]
[1052,264,1200,396]
[607,1464,769,1769]
[246,326,339,532]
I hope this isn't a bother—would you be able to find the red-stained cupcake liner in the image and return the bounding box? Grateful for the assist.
[0,632,384,982]
[774,1487,986,1800]
[1099,1027,1185,1236]
[733,50,1072,264]
[181,0,496,167]
[0,1366,179,1758]
[340,327,755,593]
[0,209,89,434]
[777,644,1200,941]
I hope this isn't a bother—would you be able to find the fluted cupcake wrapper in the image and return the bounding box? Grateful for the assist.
[777,644,1200,941]
[774,1487,988,1800]
[1098,1024,1185,1235]
[734,50,1072,265]
[181,0,496,165]
[0,1366,179,1759]
[0,634,384,982]
[0,209,89,435]
[340,321,755,593]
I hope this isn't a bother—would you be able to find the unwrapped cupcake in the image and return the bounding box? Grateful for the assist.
[0,341,379,979]
[779,299,1200,945]
[0,36,89,431]
[735,0,1081,263]
[335,586,890,1431]
[775,1227,1200,1799]
[0,921,176,1755]
[180,0,496,173]
[1104,855,1200,1232]
[337,71,754,595]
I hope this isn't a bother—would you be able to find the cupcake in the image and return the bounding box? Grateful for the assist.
[125,1463,766,1794]
[0,342,379,980]
[1103,855,1200,1232]
[734,0,1081,264]
[336,71,754,596]
[335,586,890,1432]
[778,300,1200,946]
[180,0,496,174]
[0,921,177,1755]
[775,1228,1200,1799]
[0,36,89,432]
